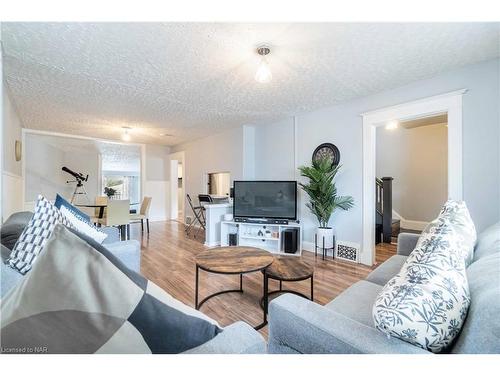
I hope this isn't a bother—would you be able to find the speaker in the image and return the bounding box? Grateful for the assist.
[283,229,298,254]
[228,233,238,246]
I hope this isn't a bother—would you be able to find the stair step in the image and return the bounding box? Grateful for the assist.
[391,219,401,237]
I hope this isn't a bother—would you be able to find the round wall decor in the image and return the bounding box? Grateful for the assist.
[312,143,340,167]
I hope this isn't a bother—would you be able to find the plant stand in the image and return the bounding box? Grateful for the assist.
[314,233,336,260]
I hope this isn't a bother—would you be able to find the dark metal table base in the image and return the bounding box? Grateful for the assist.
[259,273,314,328]
[195,266,268,330]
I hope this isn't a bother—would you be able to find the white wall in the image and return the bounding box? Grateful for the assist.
[25,134,67,202]
[2,82,23,220]
[63,149,100,201]
[143,144,171,222]
[251,58,499,253]
[171,126,245,221]
[24,133,100,206]
[376,123,448,223]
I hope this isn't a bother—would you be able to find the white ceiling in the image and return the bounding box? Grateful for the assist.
[3,23,499,146]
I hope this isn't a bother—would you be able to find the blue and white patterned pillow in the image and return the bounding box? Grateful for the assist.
[54,194,91,222]
[7,195,74,274]
[439,200,476,266]
[373,218,470,353]
[59,205,107,244]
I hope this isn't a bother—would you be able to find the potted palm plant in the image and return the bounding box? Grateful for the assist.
[298,156,354,249]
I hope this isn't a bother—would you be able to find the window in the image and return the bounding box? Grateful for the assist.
[102,173,140,204]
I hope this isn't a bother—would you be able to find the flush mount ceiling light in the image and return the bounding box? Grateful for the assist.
[385,120,399,130]
[255,45,272,84]
[121,127,132,141]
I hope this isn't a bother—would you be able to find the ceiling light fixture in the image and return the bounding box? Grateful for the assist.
[385,120,399,130]
[255,45,272,84]
[121,127,132,142]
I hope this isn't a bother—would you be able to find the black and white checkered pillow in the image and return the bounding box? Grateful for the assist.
[7,195,73,274]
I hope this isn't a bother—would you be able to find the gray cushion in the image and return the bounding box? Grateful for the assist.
[473,221,500,262]
[1,225,221,353]
[450,252,500,353]
[365,255,407,286]
[0,211,33,250]
[325,280,382,326]
[1,245,23,298]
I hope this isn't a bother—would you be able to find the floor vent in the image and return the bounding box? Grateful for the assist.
[335,241,360,263]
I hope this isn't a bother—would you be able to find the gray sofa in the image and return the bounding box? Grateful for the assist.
[1,211,142,297]
[1,211,266,354]
[268,221,500,354]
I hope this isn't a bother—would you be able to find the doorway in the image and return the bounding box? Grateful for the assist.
[375,113,448,261]
[361,90,465,266]
[169,151,185,223]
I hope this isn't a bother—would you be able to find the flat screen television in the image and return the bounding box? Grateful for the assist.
[233,181,297,220]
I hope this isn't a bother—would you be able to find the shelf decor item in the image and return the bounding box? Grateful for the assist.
[299,155,354,251]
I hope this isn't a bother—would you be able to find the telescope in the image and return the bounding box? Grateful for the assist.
[62,166,89,203]
[62,166,88,187]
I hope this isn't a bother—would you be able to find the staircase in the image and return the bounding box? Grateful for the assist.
[375,177,398,244]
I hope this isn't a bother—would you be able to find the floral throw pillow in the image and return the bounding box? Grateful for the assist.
[373,218,470,353]
[439,200,476,266]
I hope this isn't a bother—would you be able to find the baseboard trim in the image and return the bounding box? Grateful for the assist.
[302,241,335,256]
[204,241,220,247]
[401,219,428,231]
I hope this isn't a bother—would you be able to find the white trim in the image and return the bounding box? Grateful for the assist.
[2,170,22,179]
[392,209,404,221]
[400,219,429,231]
[169,151,186,223]
[361,89,466,266]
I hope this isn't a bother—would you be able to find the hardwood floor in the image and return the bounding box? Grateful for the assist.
[131,220,396,338]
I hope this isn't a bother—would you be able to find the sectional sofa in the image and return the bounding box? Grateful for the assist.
[268,221,500,354]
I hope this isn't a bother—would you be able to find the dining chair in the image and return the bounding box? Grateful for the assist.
[90,196,108,225]
[185,194,206,238]
[198,194,213,205]
[130,197,152,234]
[98,199,130,240]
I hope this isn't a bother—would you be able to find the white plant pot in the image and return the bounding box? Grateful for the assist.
[316,227,334,249]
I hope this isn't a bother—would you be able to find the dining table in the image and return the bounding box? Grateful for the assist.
[75,202,139,219]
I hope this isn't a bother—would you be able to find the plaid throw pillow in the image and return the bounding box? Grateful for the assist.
[7,195,73,274]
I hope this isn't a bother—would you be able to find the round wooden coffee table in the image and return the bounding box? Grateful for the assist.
[261,256,314,320]
[194,246,274,330]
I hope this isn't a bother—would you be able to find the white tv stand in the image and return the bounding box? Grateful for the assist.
[220,220,302,256]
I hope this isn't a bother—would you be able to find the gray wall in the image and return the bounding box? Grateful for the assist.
[376,123,448,222]
[255,119,295,180]
[253,58,499,247]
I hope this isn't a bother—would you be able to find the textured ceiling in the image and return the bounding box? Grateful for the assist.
[3,23,499,146]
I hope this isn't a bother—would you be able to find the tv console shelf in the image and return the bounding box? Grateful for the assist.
[220,221,302,256]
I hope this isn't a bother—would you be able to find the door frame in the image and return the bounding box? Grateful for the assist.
[169,151,185,222]
[360,89,466,266]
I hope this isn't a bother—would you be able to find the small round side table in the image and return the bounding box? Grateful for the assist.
[260,256,314,324]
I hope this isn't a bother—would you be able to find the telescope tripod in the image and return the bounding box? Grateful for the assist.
[69,180,90,204]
